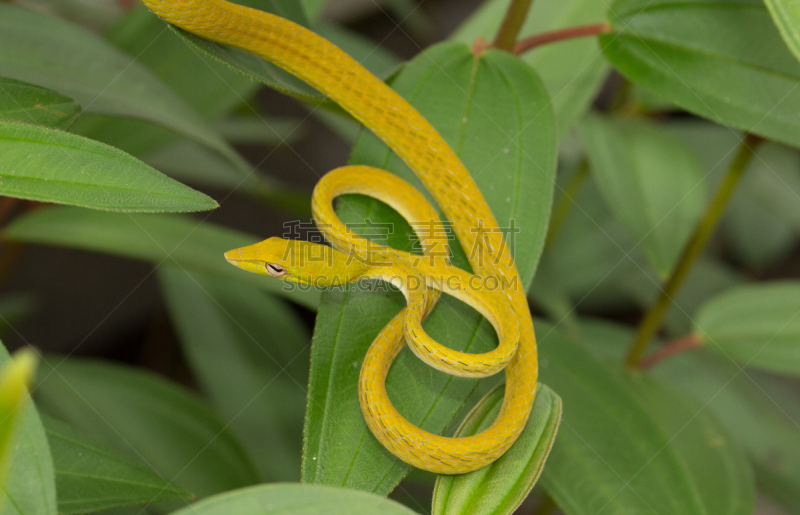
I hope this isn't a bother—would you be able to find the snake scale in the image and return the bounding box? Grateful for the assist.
[141,0,538,474]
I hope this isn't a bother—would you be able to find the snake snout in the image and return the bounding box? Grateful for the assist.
[224,248,244,265]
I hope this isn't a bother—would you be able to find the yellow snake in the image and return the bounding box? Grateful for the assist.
[141,0,538,474]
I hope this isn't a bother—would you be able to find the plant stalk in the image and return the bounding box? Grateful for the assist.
[639,334,703,369]
[625,133,763,368]
[514,22,611,55]
[492,0,535,52]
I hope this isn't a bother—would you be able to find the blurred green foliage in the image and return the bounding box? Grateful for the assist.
[0,0,798,514]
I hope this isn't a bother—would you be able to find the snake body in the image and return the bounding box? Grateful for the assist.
[142,0,538,474]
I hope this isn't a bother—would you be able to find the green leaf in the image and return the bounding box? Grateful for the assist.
[536,323,755,515]
[43,415,192,515]
[667,122,800,269]
[576,319,799,514]
[106,4,260,120]
[712,372,800,512]
[0,77,79,129]
[27,0,124,32]
[695,281,800,376]
[623,258,743,338]
[141,139,265,196]
[302,42,556,494]
[34,358,260,502]
[159,267,309,482]
[602,0,800,149]
[579,114,706,277]
[302,0,329,23]
[0,344,56,515]
[532,175,644,313]
[174,28,330,109]
[0,4,241,167]
[765,0,800,63]
[0,122,217,213]
[169,5,398,115]
[724,143,800,269]
[168,484,418,515]
[3,207,318,309]
[167,0,330,112]
[87,3,263,160]
[0,349,38,483]
[452,0,609,140]
[214,116,303,146]
[432,384,561,515]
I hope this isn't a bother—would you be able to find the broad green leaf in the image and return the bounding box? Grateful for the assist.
[0,77,79,129]
[0,344,56,515]
[171,7,399,115]
[602,0,800,149]
[623,258,743,338]
[537,215,737,337]
[579,114,706,277]
[3,207,318,309]
[695,281,800,376]
[432,384,561,515]
[765,0,800,63]
[576,319,799,514]
[140,138,310,216]
[0,122,217,213]
[527,267,577,332]
[169,484,418,515]
[712,372,800,512]
[168,0,328,112]
[302,42,556,494]
[159,267,309,481]
[141,139,264,196]
[107,5,260,120]
[43,415,192,514]
[452,0,609,140]
[85,3,262,161]
[667,122,800,269]
[214,116,303,146]
[34,358,260,502]
[0,4,241,167]
[22,0,124,31]
[536,323,754,515]
[174,28,330,109]
[532,175,646,312]
[302,0,329,23]
[725,143,800,269]
[0,349,38,484]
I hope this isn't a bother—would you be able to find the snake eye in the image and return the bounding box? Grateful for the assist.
[265,263,288,277]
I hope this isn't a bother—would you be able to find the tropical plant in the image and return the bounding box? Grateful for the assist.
[0,0,798,514]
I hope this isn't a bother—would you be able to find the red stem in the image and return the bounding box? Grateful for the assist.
[639,334,703,370]
[514,22,611,55]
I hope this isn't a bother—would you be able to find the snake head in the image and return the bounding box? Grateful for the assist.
[225,237,368,287]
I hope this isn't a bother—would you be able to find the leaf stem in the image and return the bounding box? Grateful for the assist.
[545,158,589,249]
[514,22,611,55]
[625,133,763,368]
[639,334,703,369]
[492,0,536,52]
